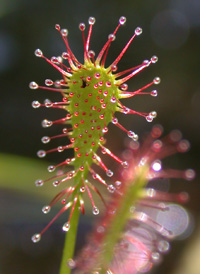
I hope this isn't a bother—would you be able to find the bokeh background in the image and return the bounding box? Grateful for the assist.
[0,0,200,273]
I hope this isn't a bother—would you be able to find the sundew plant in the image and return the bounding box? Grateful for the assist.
[30,17,195,274]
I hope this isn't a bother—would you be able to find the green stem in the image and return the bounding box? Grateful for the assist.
[59,204,80,274]
[59,166,90,274]
[99,166,148,273]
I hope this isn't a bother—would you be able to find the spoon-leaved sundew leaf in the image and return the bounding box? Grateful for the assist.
[30,16,160,243]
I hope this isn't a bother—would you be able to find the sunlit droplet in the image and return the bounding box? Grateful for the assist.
[62,222,70,231]
[119,16,126,25]
[93,207,99,215]
[121,161,129,168]
[157,240,170,253]
[32,101,41,108]
[31,233,41,243]
[35,179,44,187]
[152,160,162,172]
[42,205,51,214]
[153,77,161,84]
[42,119,53,128]
[37,150,46,158]
[88,17,96,25]
[106,170,113,177]
[135,27,143,36]
[107,184,115,193]
[41,136,50,144]
[34,49,43,57]
[48,165,55,172]
[29,81,38,90]
[151,55,158,63]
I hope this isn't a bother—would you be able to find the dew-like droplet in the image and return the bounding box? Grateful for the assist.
[151,252,160,263]
[111,65,117,72]
[157,240,170,253]
[177,139,190,152]
[54,80,61,87]
[51,56,59,64]
[103,91,108,97]
[35,179,44,187]
[42,205,51,214]
[112,117,118,124]
[57,56,62,63]
[146,188,156,197]
[151,55,158,63]
[128,130,134,138]
[108,33,116,41]
[62,222,70,232]
[151,124,163,138]
[79,23,85,31]
[101,103,107,109]
[42,119,53,128]
[107,184,115,193]
[53,180,59,187]
[128,130,138,141]
[80,186,85,193]
[44,98,51,104]
[48,165,55,172]
[169,129,182,142]
[133,134,138,141]
[135,27,143,36]
[61,199,66,205]
[55,24,60,31]
[101,147,107,154]
[61,29,68,37]
[106,170,113,177]
[37,150,46,158]
[41,136,50,144]
[142,60,150,67]
[88,50,95,58]
[152,140,163,152]
[93,207,99,215]
[152,160,162,172]
[130,206,135,214]
[45,79,53,86]
[115,180,122,189]
[29,81,38,90]
[32,101,41,108]
[62,52,69,59]
[149,111,157,118]
[67,259,76,269]
[153,77,161,85]
[121,161,129,168]
[57,146,64,152]
[102,126,108,133]
[123,107,130,114]
[185,169,195,180]
[139,157,148,166]
[88,17,96,25]
[151,90,158,97]
[34,49,43,57]
[120,83,128,91]
[146,115,153,122]
[31,233,41,243]
[119,16,126,25]
[97,225,105,233]
[95,72,101,79]
[44,99,53,108]
[99,114,104,120]
[106,81,112,88]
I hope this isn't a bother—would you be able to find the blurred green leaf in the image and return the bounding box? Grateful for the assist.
[0,153,57,200]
